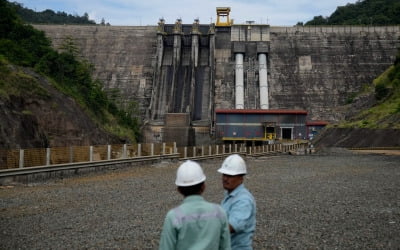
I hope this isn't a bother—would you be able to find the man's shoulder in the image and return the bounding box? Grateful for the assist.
[177,199,224,211]
[236,185,254,196]
[233,187,255,205]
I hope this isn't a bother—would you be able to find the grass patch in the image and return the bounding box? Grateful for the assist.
[0,62,50,100]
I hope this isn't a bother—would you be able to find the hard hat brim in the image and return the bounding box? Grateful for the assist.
[175,176,206,186]
[217,168,246,175]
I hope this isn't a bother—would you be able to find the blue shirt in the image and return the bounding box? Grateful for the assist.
[221,184,256,250]
[159,195,231,250]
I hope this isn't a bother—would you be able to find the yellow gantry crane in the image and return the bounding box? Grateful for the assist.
[216,7,233,26]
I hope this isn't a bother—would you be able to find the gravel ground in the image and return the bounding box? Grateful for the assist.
[1,149,400,249]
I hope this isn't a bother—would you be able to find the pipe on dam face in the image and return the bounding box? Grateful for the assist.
[235,53,244,109]
[258,53,269,109]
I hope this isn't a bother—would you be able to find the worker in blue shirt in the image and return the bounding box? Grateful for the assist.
[218,154,256,250]
[159,160,231,250]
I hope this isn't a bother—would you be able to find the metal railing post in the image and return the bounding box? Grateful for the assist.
[107,145,111,160]
[46,148,51,166]
[90,146,93,162]
[123,144,127,158]
[138,144,141,157]
[19,149,24,168]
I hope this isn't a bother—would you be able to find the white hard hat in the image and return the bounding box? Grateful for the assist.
[218,154,247,175]
[175,160,206,186]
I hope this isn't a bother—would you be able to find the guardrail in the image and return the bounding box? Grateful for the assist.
[0,142,308,184]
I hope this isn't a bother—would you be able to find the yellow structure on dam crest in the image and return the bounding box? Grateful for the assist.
[216,7,233,26]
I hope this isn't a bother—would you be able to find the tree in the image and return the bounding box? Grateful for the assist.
[10,1,96,24]
[304,0,400,26]
[306,15,328,25]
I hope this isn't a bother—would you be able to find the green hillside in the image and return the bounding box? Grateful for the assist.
[0,0,140,143]
[303,0,400,25]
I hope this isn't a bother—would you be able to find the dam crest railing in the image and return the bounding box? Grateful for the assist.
[270,25,400,34]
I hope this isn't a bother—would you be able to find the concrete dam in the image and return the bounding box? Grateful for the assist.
[33,12,400,145]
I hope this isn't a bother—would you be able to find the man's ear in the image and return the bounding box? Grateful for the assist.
[177,186,183,195]
[200,183,206,194]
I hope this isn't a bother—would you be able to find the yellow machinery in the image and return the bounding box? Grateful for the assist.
[263,122,276,140]
[216,7,233,26]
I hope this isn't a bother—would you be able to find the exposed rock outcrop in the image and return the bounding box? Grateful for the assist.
[0,66,122,149]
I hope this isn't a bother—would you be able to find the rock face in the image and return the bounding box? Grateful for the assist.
[0,66,122,148]
[33,24,400,143]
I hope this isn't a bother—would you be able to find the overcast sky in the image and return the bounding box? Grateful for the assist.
[14,0,358,26]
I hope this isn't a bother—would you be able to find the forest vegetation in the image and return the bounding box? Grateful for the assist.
[299,0,400,26]
[9,1,99,25]
[0,0,140,143]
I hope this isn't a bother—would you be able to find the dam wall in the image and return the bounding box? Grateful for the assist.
[33,25,158,117]
[214,25,400,122]
[34,24,400,143]
[269,26,400,121]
